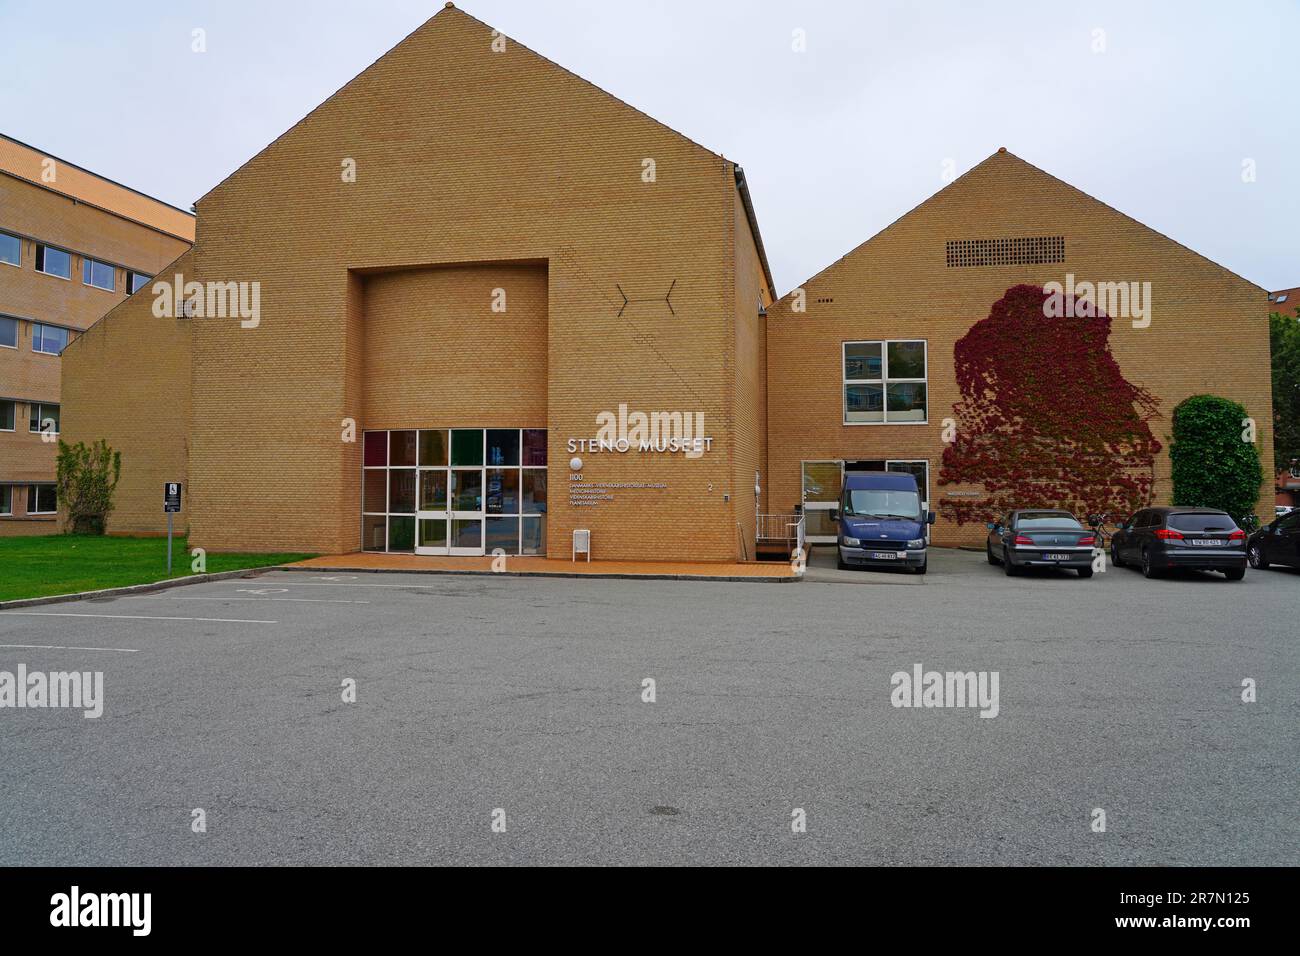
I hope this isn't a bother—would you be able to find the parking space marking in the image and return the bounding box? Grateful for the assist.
[0,612,278,624]
[0,643,139,653]
[241,581,472,589]
[123,595,372,605]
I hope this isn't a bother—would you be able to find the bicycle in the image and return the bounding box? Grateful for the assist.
[1085,512,1115,548]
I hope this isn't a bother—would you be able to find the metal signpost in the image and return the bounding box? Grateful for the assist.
[164,482,182,574]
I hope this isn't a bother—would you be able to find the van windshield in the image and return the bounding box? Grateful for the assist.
[844,489,921,520]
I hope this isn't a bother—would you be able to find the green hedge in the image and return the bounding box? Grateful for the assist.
[1169,395,1262,521]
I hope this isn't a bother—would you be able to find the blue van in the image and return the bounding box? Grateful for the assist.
[832,471,936,574]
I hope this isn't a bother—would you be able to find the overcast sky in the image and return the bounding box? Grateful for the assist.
[1,0,1295,292]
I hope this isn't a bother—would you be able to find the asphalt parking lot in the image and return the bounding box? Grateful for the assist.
[1,548,1296,866]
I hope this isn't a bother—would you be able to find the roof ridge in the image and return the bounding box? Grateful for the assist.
[774,148,1265,302]
[199,4,744,202]
[0,133,195,220]
[771,150,1009,299]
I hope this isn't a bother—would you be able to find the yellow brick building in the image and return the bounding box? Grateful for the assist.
[766,149,1273,548]
[61,5,1272,558]
[0,135,193,535]
[64,4,773,560]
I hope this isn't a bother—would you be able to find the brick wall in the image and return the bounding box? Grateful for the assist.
[766,150,1274,547]
[60,250,194,536]
[173,6,764,558]
[732,187,770,558]
[3,170,190,521]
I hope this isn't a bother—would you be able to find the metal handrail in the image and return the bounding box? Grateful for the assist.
[758,513,806,547]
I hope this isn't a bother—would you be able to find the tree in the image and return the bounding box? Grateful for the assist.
[1169,395,1262,521]
[56,439,122,535]
[1270,306,1300,473]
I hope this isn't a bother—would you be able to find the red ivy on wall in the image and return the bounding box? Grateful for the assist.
[938,284,1161,524]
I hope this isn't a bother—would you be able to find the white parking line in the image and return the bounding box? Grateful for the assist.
[0,643,139,653]
[242,581,463,589]
[0,612,277,624]
[123,596,371,605]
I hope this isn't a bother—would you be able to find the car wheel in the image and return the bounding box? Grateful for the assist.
[986,542,1000,565]
[1003,554,1018,576]
[1078,566,1094,579]
[837,556,849,571]
[1248,544,1268,570]
[1141,548,1160,579]
[1224,567,1245,581]
[1110,541,1124,568]
[916,560,927,576]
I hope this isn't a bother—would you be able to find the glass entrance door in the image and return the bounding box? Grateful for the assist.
[416,468,450,555]
[887,459,931,542]
[801,460,843,544]
[449,468,485,555]
[448,428,485,556]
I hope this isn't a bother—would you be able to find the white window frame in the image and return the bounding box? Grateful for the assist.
[0,399,15,432]
[83,256,116,292]
[0,315,17,350]
[128,271,153,295]
[843,339,929,425]
[27,483,57,515]
[0,484,12,516]
[35,243,72,280]
[29,401,60,435]
[0,230,20,268]
[31,323,69,355]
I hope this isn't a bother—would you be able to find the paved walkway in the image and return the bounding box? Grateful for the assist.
[285,553,798,582]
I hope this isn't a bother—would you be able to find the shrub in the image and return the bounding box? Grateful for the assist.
[1169,395,1262,521]
[1270,307,1300,470]
[55,439,122,535]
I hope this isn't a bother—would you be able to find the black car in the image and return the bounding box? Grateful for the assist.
[1109,506,1247,580]
[1247,509,1300,571]
[986,509,1097,577]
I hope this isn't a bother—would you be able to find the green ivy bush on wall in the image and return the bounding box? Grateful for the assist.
[1169,395,1262,522]
[938,284,1161,524]
[56,439,122,535]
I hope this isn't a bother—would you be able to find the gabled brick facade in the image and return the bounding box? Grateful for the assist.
[63,4,772,559]
[62,10,1273,559]
[766,149,1273,547]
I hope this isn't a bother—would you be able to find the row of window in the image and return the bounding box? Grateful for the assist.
[1,315,72,355]
[0,399,60,433]
[842,339,928,424]
[0,484,57,516]
[0,229,152,294]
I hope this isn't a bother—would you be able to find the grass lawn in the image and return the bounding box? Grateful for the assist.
[0,535,315,602]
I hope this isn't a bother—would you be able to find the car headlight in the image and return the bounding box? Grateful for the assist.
[907,538,926,549]
[841,536,861,547]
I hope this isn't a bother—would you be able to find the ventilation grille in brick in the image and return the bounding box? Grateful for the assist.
[945,236,1065,268]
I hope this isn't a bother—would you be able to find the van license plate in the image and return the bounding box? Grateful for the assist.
[871,552,898,560]
[1043,553,1069,561]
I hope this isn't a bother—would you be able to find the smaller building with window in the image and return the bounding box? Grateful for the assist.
[0,133,194,534]
[766,147,1273,549]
